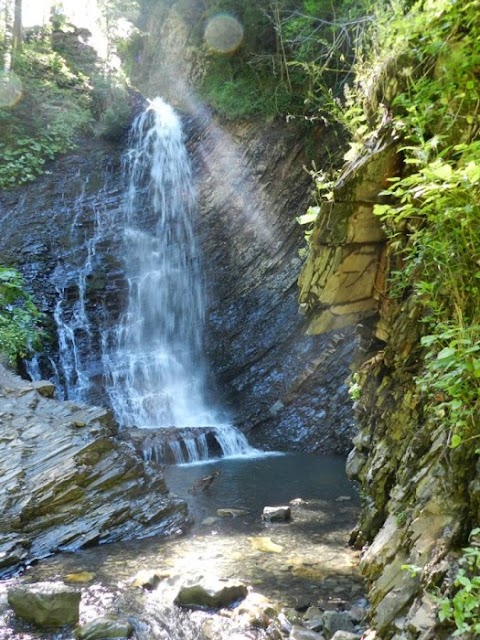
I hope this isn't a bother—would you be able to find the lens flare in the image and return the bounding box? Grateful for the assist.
[0,72,23,107]
[204,14,244,54]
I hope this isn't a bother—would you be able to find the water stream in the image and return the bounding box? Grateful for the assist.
[0,454,364,640]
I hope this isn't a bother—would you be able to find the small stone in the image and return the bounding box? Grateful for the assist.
[202,516,219,526]
[64,571,96,584]
[348,604,367,623]
[330,633,361,640]
[32,380,55,398]
[75,616,132,639]
[335,496,351,502]
[74,420,87,428]
[262,506,291,522]
[269,400,284,416]
[8,582,81,627]
[234,592,278,628]
[217,508,248,517]
[304,605,324,632]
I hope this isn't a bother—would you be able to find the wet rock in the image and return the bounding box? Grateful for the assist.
[217,508,248,517]
[174,579,248,610]
[262,506,291,522]
[289,625,325,639]
[234,592,278,628]
[64,571,96,584]
[75,616,132,639]
[7,581,81,627]
[330,632,361,640]
[303,606,324,632]
[31,380,55,397]
[131,569,169,590]
[249,537,283,553]
[321,611,356,639]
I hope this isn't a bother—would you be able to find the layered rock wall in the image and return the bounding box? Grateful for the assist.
[300,128,478,637]
[0,365,187,577]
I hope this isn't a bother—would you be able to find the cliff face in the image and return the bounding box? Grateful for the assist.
[299,111,479,640]
[190,115,356,452]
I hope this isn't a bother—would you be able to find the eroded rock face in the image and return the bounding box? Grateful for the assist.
[295,127,473,637]
[0,365,187,577]
[298,136,397,334]
[189,117,357,453]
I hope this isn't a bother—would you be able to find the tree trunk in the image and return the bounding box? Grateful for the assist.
[12,0,21,54]
[2,0,13,71]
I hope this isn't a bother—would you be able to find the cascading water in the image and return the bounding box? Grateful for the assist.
[102,97,256,463]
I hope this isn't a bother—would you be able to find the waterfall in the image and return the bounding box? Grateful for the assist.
[101,97,256,463]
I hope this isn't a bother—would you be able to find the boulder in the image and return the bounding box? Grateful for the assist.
[303,606,324,632]
[262,506,291,522]
[75,616,132,639]
[8,581,81,627]
[174,579,248,610]
[322,611,356,639]
[289,625,325,639]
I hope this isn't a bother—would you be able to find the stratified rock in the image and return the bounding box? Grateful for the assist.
[75,616,132,639]
[262,506,291,522]
[7,581,81,627]
[0,365,187,577]
[174,579,248,610]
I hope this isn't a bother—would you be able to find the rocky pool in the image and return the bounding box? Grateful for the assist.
[0,453,366,639]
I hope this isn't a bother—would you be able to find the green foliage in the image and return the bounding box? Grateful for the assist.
[0,266,43,365]
[0,17,134,188]
[92,75,132,139]
[0,26,96,189]
[357,0,480,451]
[197,0,372,121]
[199,62,297,120]
[437,529,480,636]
